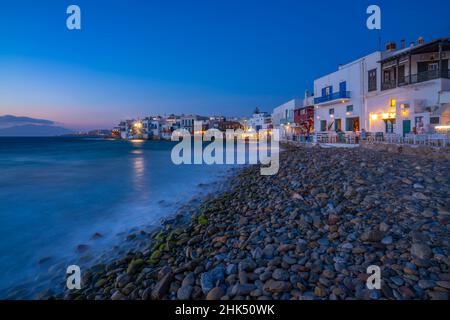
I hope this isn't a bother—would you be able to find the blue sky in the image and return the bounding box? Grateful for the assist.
[0,0,449,130]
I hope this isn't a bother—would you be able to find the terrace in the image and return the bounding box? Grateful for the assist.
[380,38,450,91]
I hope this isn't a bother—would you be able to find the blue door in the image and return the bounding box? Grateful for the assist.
[339,81,346,94]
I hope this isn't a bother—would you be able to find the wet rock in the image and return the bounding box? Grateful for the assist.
[151,272,172,300]
[206,287,225,300]
[177,285,193,300]
[410,243,433,260]
[263,280,291,293]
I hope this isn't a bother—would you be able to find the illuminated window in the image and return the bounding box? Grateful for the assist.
[390,99,396,107]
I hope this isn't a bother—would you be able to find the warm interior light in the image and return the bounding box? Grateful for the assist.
[371,114,378,121]
[390,99,396,107]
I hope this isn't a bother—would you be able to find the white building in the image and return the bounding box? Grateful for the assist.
[248,110,272,131]
[313,51,381,133]
[366,38,450,135]
[271,99,302,139]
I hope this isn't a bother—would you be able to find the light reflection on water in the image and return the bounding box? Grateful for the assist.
[0,137,235,298]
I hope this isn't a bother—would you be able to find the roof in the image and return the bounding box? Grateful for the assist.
[379,38,450,63]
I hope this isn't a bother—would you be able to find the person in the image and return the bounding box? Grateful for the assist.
[361,128,367,140]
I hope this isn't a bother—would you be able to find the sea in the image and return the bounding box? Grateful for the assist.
[0,137,239,298]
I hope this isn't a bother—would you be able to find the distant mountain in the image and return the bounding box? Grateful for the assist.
[0,124,73,137]
[0,115,55,128]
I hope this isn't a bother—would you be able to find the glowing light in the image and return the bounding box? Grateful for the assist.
[381,112,396,120]
[435,125,450,130]
[371,114,378,121]
[390,99,396,107]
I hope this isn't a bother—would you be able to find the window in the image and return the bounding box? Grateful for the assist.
[325,86,332,96]
[320,120,327,132]
[329,108,335,115]
[430,117,440,125]
[385,119,396,133]
[346,117,360,132]
[346,105,353,112]
[428,63,438,71]
[368,69,377,91]
[390,99,396,107]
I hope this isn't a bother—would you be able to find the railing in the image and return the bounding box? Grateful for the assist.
[280,117,294,125]
[382,69,450,91]
[365,133,450,147]
[314,91,351,104]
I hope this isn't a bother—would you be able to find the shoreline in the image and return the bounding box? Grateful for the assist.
[64,145,449,300]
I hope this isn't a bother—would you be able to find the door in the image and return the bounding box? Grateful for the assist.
[339,81,346,94]
[403,120,411,137]
[335,119,342,131]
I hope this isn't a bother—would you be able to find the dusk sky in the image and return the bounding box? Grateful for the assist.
[1,0,449,130]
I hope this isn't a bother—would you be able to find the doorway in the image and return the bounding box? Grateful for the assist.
[402,120,411,137]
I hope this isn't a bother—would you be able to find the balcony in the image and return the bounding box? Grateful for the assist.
[314,91,351,105]
[382,69,450,91]
[280,117,294,125]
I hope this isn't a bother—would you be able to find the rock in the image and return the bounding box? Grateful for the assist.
[381,236,393,245]
[226,264,237,275]
[182,272,195,287]
[272,268,290,281]
[263,280,291,293]
[314,286,327,297]
[127,259,145,274]
[379,222,390,232]
[177,285,193,300]
[115,274,131,288]
[200,272,214,295]
[436,281,450,289]
[90,232,103,240]
[210,266,225,283]
[418,280,436,290]
[151,272,172,299]
[111,291,125,300]
[428,291,449,300]
[322,270,335,279]
[206,287,225,300]
[413,192,428,200]
[260,271,272,282]
[238,259,256,272]
[410,243,433,260]
[252,247,263,260]
[390,276,404,286]
[231,284,256,296]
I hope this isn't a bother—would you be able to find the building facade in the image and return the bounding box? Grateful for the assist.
[248,111,272,131]
[366,38,450,136]
[271,99,301,139]
[313,51,381,134]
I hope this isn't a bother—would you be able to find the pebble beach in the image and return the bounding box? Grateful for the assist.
[66,145,450,301]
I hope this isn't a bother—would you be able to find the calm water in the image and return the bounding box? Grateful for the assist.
[0,137,236,298]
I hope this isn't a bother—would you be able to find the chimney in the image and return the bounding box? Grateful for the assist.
[400,39,406,49]
[305,90,309,99]
[417,37,425,45]
[410,42,415,48]
[386,42,397,52]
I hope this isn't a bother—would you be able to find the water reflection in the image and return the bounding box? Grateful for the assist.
[131,147,145,191]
